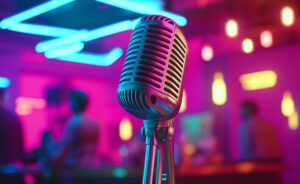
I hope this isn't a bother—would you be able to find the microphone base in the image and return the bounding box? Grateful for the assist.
[141,119,175,184]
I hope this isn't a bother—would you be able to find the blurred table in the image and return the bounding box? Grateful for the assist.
[0,161,287,184]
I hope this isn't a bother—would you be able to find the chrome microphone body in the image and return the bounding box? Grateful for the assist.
[117,15,188,184]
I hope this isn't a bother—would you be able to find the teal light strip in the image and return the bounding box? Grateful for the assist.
[45,42,85,58]
[96,0,187,26]
[58,47,123,66]
[8,23,77,37]
[0,0,75,29]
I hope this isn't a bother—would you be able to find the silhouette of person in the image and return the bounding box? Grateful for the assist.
[238,101,282,161]
[51,90,100,168]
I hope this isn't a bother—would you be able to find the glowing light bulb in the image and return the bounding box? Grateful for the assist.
[119,118,133,141]
[212,72,227,105]
[242,38,254,53]
[281,91,295,117]
[239,70,277,91]
[260,30,273,48]
[225,19,238,37]
[201,45,213,62]
[179,90,187,113]
[288,111,299,130]
[281,6,295,27]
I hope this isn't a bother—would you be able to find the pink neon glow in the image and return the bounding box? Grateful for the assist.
[260,30,273,48]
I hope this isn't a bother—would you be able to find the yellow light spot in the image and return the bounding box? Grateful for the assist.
[226,19,238,37]
[260,30,273,48]
[288,111,299,130]
[201,45,213,62]
[119,118,133,141]
[281,91,295,117]
[212,72,227,105]
[184,144,196,155]
[179,90,187,113]
[242,38,254,53]
[239,70,277,91]
[281,6,295,27]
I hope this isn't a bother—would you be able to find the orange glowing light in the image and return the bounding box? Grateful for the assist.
[184,144,196,155]
[237,162,255,173]
[15,97,46,115]
[281,6,295,27]
[16,97,46,109]
[260,30,273,48]
[239,70,277,91]
[212,72,227,105]
[242,38,254,53]
[179,90,187,113]
[225,19,238,37]
[281,91,295,117]
[201,45,213,62]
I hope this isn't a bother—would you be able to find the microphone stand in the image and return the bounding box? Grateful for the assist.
[141,119,175,184]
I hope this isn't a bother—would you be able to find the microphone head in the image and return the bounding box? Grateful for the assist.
[117,15,188,120]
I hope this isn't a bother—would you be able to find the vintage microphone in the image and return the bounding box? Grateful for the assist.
[117,15,188,184]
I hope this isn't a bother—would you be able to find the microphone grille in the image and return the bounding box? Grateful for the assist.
[118,15,188,119]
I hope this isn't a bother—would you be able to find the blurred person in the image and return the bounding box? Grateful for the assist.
[238,101,282,161]
[0,88,24,183]
[50,90,100,168]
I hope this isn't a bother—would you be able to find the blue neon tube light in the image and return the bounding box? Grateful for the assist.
[95,0,187,26]
[0,0,75,29]
[58,47,123,66]
[8,23,77,37]
[45,42,85,58]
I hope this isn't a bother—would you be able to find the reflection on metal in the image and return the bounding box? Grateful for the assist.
[179,90,187,113]
[212,72,227,105]
[239,70,277,91]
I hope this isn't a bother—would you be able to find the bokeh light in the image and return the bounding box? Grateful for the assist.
[281,91,295,117]
[242,38,254,53]
[119,118,133,141]
[212,72,227,105]
[225,19,238,37]
[288,111,299,130]
[201,45,214,62]
[260,30,273,48]
[281,6,295,27]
